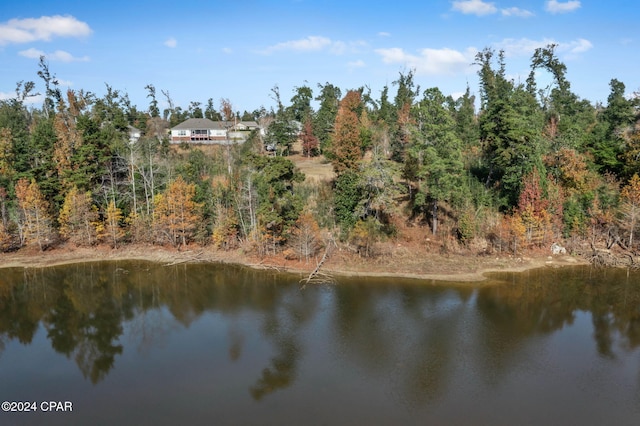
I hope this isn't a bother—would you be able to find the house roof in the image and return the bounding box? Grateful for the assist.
[238,121,259,127]
[171,118,226,130]
[172,118,261,131]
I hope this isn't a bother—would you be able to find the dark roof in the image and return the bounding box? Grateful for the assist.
[171,118,226,130]
[172,118,262,131]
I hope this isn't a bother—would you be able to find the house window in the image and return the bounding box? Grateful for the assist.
[177,130,187,136]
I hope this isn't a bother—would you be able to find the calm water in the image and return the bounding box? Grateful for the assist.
[1,261,640,425]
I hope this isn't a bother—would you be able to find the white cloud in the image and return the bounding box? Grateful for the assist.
[260,36,365,55]
[222,47,232,54]
[495,38,555,57]
[347,59,366,70]
[56,79,73,87]
[545,0,581,14]
[164,37,177,48]
[19,47,90,62]
[0,15,91,45]
[451,0,497,16]
[261,36,332,54]
[501,7,534,18]
[562,38,592,59]
[494,37,592,58]
[375,46,477,75]
[376,47,406,63]
[378,32,391,37]
[565,38,592,54]
[0,91,44,104]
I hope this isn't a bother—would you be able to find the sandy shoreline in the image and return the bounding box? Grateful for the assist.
[0,244,591,283]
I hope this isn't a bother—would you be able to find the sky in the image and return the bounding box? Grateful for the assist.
[0,0,638,114]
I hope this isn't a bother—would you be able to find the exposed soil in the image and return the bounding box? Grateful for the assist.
[0,240,588,283]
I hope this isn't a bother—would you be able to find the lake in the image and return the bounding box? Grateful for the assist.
[1,261,640,425]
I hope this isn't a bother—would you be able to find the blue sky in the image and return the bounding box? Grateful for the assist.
[0,0,638,114]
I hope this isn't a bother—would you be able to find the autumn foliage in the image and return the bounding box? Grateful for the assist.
[15,178,54,250]
[517,169,551,246]
[330,90,363,175]
[99,201,125,248]
[153,176,202,247]
[300,118,319,157]
[58,186,98,246]
[289,211,321,262]
[620,174,640,248]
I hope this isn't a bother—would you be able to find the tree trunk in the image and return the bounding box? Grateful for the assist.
[432,200,438,236]
[130,149,137,215]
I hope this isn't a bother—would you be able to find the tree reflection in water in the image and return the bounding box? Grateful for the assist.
[479,266,640,359]
[0,261,640,417]
[0,261,317,394]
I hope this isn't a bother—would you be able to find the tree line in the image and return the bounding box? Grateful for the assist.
[1,46,639,258]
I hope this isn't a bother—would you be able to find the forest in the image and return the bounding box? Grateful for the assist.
[1,44,639,264]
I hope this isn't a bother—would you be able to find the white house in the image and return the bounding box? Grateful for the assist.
[170,118,260,144]
[128,125,142,144]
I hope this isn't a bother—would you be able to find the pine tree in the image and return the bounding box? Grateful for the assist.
[251,155,305,250]
[0,128,15,187]
[313,82,341,152]
[409,87,466,235]
[476,48,545,206]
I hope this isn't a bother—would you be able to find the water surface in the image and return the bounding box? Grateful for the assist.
[1,262,639,425]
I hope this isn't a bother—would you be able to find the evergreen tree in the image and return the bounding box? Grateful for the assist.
[250,155,305,251]
[390,70,419,162]
[0,97,30,179]
[205,98,222,121]
[590,79,635,175]
[476,48,545,206]
[188,101,204,118]
[334,170,361,234]
[409,87,466,234]
[313,82,341,153]
[288,85,313,122]
[453,86,479,149]
[145,84,160,118]
[29,115,61,205]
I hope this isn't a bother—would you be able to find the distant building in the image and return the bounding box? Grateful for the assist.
[170,118,260,144]
[128,125,142,144]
